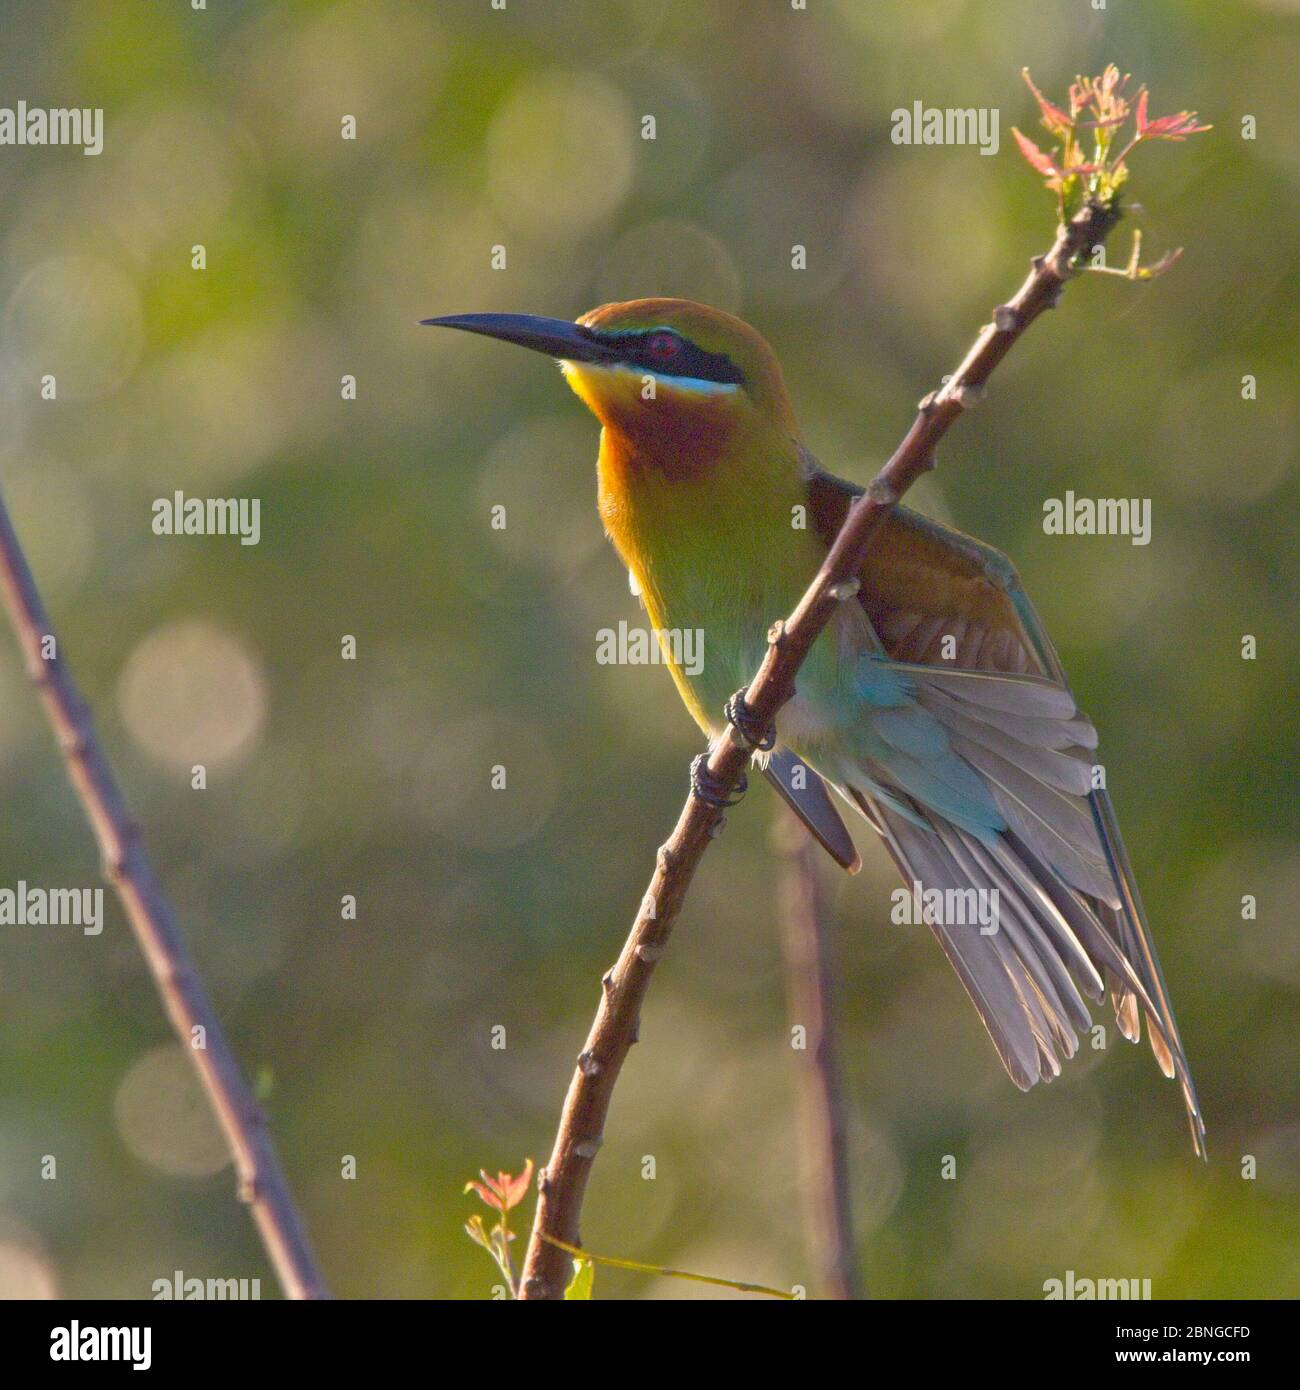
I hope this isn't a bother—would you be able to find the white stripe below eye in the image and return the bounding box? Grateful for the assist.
[567,361,739,395]
[646,371,740,395]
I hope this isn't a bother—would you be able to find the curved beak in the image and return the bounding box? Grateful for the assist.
[419,313,620,365]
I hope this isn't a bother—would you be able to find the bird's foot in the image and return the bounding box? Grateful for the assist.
[690,754,747,809]
[723,688,775,751]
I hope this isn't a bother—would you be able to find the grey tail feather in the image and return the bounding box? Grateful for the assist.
[1000,824,1206,1160]
[856,790,1098,1091]
[1088,789,1207,1159]
[855,789,1042,1088]
[851,787,1206,1158]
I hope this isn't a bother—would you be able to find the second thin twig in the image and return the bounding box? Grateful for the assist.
[0,496,330,1301]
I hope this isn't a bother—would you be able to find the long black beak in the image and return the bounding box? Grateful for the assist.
[420,313,620,365]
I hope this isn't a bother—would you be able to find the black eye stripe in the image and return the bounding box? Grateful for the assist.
[599,328,745,386]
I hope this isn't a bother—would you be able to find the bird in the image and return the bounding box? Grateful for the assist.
[423,298,1206,1158]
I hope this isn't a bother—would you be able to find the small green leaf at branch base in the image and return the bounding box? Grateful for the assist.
[564,1258,595,1300]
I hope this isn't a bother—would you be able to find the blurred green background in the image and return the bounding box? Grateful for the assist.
[0,0,1295,1299]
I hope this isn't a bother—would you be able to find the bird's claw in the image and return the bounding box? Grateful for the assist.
[690,754,747,809]
[723,689,775,751]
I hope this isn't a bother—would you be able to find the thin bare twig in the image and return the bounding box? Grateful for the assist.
[519,197,1122,1300]
[540,1233,796,1300]
[0,494,330,1300]
[773,810,859,1300]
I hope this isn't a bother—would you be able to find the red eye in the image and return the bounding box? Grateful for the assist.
[646,331,681,362]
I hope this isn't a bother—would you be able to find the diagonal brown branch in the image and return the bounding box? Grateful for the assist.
[519,197,1123,1300]
[0,494,330,1301]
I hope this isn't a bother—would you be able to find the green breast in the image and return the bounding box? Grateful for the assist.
[618,457,832,728]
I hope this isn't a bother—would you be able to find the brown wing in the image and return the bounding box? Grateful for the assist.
[807,464,1042,674]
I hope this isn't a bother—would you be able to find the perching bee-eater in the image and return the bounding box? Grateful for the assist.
[423,298,1205,1157]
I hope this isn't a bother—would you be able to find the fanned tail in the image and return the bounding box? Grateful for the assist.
[848,779,1206,1158]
